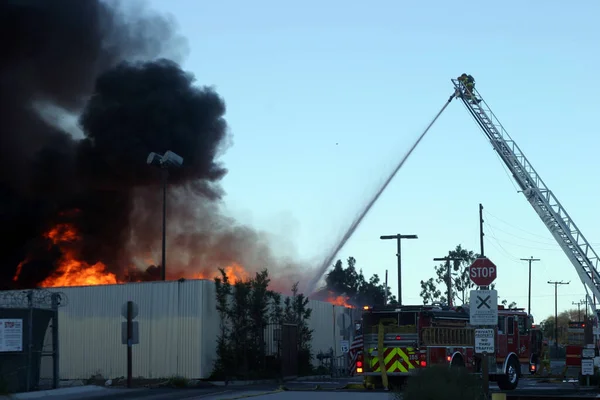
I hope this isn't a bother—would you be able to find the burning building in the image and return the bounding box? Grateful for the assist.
[0,0,312,292]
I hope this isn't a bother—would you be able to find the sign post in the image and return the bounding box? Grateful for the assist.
[469,257,498,399]
[582,345,595,386]
[121,301,139,388]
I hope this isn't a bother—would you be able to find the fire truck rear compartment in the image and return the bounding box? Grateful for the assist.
[362,309,421,376]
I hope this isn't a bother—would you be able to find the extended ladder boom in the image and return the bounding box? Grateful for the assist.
[451,78,600,317]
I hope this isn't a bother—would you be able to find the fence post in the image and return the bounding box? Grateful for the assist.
[26,291,33,391]
[51,294,59,389]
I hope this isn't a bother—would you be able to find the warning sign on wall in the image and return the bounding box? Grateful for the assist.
[0,319,23,352]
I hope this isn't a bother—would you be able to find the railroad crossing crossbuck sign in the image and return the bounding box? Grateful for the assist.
[469,289,498,325]
[469,257,497,286]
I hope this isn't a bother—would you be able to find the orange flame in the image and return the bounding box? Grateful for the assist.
[39,223,118,287]
[326,291,355,308]
[195,262,249,284]
[13,258,29,282]
[15,222,254,288]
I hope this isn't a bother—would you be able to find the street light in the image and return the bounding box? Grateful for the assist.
[147,150,184,281]
[380,234,418,306]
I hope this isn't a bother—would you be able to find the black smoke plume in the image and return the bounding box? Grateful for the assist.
[0,0,305,290]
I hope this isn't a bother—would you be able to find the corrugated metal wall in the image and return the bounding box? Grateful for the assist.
[39,280,212,379]
[11,280,353,380]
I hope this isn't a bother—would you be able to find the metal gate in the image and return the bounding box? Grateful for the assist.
[0,290,65,393]
[281,323,298,378]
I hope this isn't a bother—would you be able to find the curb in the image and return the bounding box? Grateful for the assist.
[211,380,281,387]
[0,386,110,399]
[223,389,283,399]
[343,384,366,390]
[210,375,306,387]
[277,383,361,392]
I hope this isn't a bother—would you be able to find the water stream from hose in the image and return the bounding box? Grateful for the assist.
[305,94,456,295]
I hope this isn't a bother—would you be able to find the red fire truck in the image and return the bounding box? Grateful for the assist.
[566,321,586,369]
[355,304,543,390]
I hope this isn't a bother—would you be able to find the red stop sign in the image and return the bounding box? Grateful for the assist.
[469,257,497,286]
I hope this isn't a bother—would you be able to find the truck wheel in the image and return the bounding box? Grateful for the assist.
[497,358,520,391]
[450,355,465,368]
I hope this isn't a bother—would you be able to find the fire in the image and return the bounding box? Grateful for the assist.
[13,258,29,282]
[327,291,355,308]
[195,262,249,284]
[14,221,253,288]
[39,223,118,287]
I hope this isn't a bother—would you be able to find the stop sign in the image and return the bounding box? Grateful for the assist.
[469,257,497,286]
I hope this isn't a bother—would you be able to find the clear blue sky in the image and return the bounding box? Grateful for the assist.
[148,0,600,322]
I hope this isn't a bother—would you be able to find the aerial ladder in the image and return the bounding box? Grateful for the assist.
[451,78,600,322]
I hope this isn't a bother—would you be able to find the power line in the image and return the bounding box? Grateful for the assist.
[486,223,560,247]
[483,224,563,252]
[484,209,600,246]
[483,230,522,262]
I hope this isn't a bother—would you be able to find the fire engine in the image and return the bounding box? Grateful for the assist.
[566,321,586,369]
[355,304,543,390]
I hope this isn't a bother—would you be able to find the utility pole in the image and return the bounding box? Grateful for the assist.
[380,234,418,306]
[520,256,540,316]
[479,203,485,258]
[548,280,570,351]
[573,300,585,322]
[384,270,389,306]
[477,204,490,398]
[433,256,464,307]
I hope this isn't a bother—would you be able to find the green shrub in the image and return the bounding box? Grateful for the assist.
[166,376,188,388]
[313,365,329,375]
[0,376,8,395]
[578,366,600,386]
[398,365,484,400]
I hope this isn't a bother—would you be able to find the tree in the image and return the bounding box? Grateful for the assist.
[419,244,517,309]
[282,282,314,375]
[324,257,397,307]
[539,308,583,344]
[213,269,233,379]
[419,245,478,305]
[212,269,315,380]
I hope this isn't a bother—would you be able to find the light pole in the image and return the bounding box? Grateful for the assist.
[520,256,540,316]
[548,280,570,351]
[380,234,418,306]
[147,150,184,281]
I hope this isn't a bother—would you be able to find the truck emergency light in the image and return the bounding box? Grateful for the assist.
[357,353,364,373]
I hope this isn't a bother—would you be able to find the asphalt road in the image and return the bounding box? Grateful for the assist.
[53,386,395,400]
[69,377,597,400]
[12,366,598,400]
[197,391,395,400]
